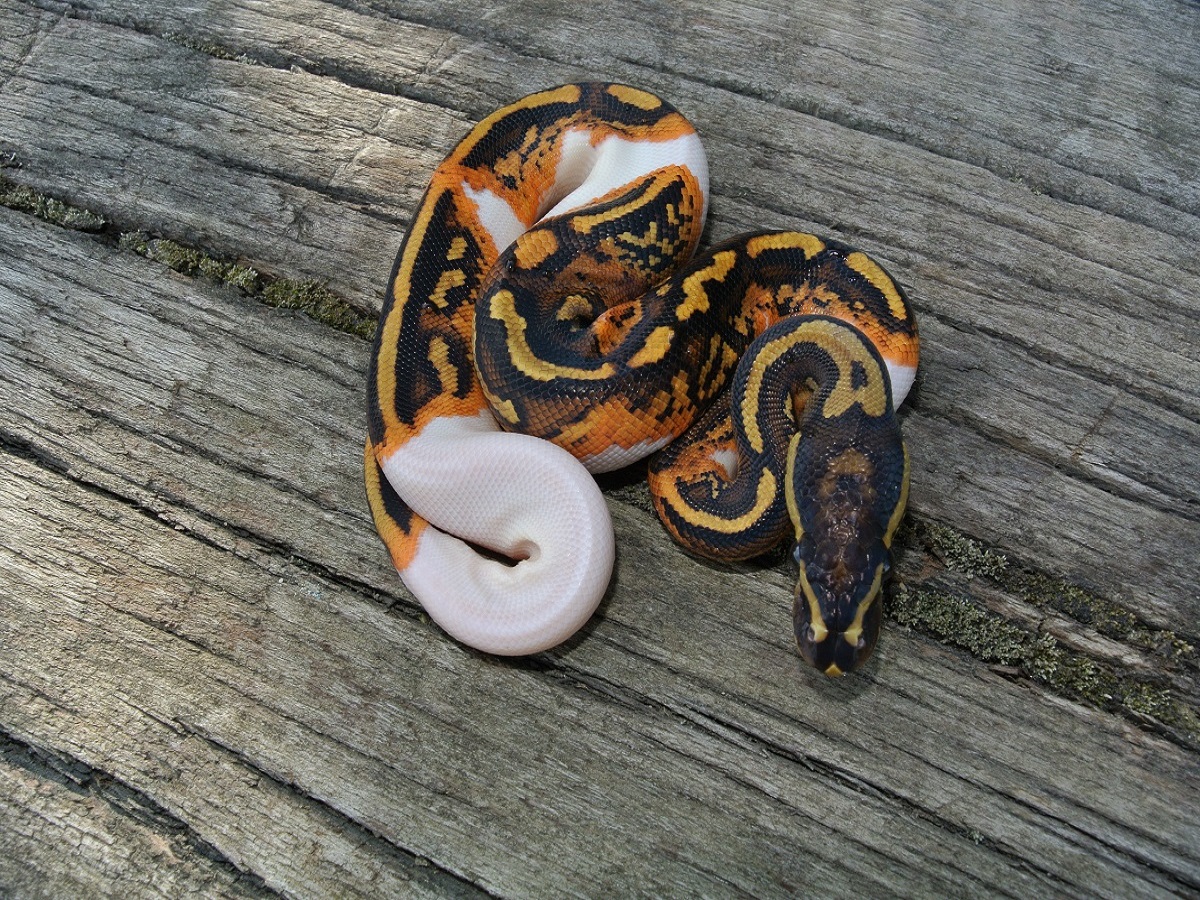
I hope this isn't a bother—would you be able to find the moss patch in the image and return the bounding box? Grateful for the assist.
[891,583,1198,747]
[3,178,375,340]
[261,278,376,340]
[162,31,261,65]
[894,521,1200,750]
[1,176,107,231]
[916,520,1008,579]
[1009,569,1194,662]
[119,234,375,340]
[890,586,1025,665]
[910,520,1195,668]
[120,233,263,292]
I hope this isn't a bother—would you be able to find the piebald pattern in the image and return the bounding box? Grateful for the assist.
[366,83,918,673]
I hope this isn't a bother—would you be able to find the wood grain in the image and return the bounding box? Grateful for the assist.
[1,0,1197,895]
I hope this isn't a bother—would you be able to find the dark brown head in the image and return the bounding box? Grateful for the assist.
[792,539,889,676]
[786,415,907,676]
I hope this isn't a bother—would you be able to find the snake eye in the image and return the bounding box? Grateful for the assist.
[882,552,894,580]
[792,544,802,565]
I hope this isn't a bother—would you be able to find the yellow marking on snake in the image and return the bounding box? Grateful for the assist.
[884,446,911,545]
[694,334,720,387]
[606,84,663,109]
[746,231,825,260]
[427,336,459,396]
[429,268,467,309]
[375,187,443,439]
[741,330,792,454]
[491,397,520,425]
[784,432,804,542]
[618,221,675,266]
[840,564,884,647]
[556,294,594,322]
[627,326,674,367]
[570,171,685,235]
[514,231,559,269]
[490,290,617,381]
[797,562,829,643]
[447,235,468,261]
[459,86,582,161]
[661,469,778,535]
[676,250,736,321]
[739,323,867,454]
[846,251,907,322]
[799,320,889,419]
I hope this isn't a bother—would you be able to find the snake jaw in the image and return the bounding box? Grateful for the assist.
[793,555,886,676]
[794,591,883,677]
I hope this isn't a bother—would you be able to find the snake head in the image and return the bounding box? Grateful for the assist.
[792,539,889,676]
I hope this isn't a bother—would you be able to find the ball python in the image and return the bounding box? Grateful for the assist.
[366,83,918,675]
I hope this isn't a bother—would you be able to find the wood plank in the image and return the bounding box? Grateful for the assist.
[1,0,1199,893]
[2,208,1198,896]
[4,3,1195,638]
[0,0,468,306]
[45,0,1200,237]
[1,5,1195,636]
[0,735,272,899]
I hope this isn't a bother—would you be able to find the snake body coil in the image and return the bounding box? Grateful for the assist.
[366,83,918,674]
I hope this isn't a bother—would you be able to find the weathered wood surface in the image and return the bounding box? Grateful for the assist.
[1,0,1197,896]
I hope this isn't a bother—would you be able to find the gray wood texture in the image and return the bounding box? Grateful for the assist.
[1,0,1197,896]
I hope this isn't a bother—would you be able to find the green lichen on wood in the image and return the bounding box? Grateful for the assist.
[1007,569,1193,662]
[261,278,376,340]
[0,176,107,231]
[893,520,1199,748]
[1023,636,1118,704]
[1013,570,1136,638]
[890,582,1198,747]
[162,31,260,65]
[911,519,1196,668]
[916,520,1008,579]
[890,585,1027,666]
[120,233,374,339]
[120,233,262,293]
[3,178,373,340]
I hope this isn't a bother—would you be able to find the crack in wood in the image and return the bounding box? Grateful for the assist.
[0,725,280,897]
[165,716,496,899]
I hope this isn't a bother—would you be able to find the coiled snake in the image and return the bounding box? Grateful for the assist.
[366,83,918,675]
